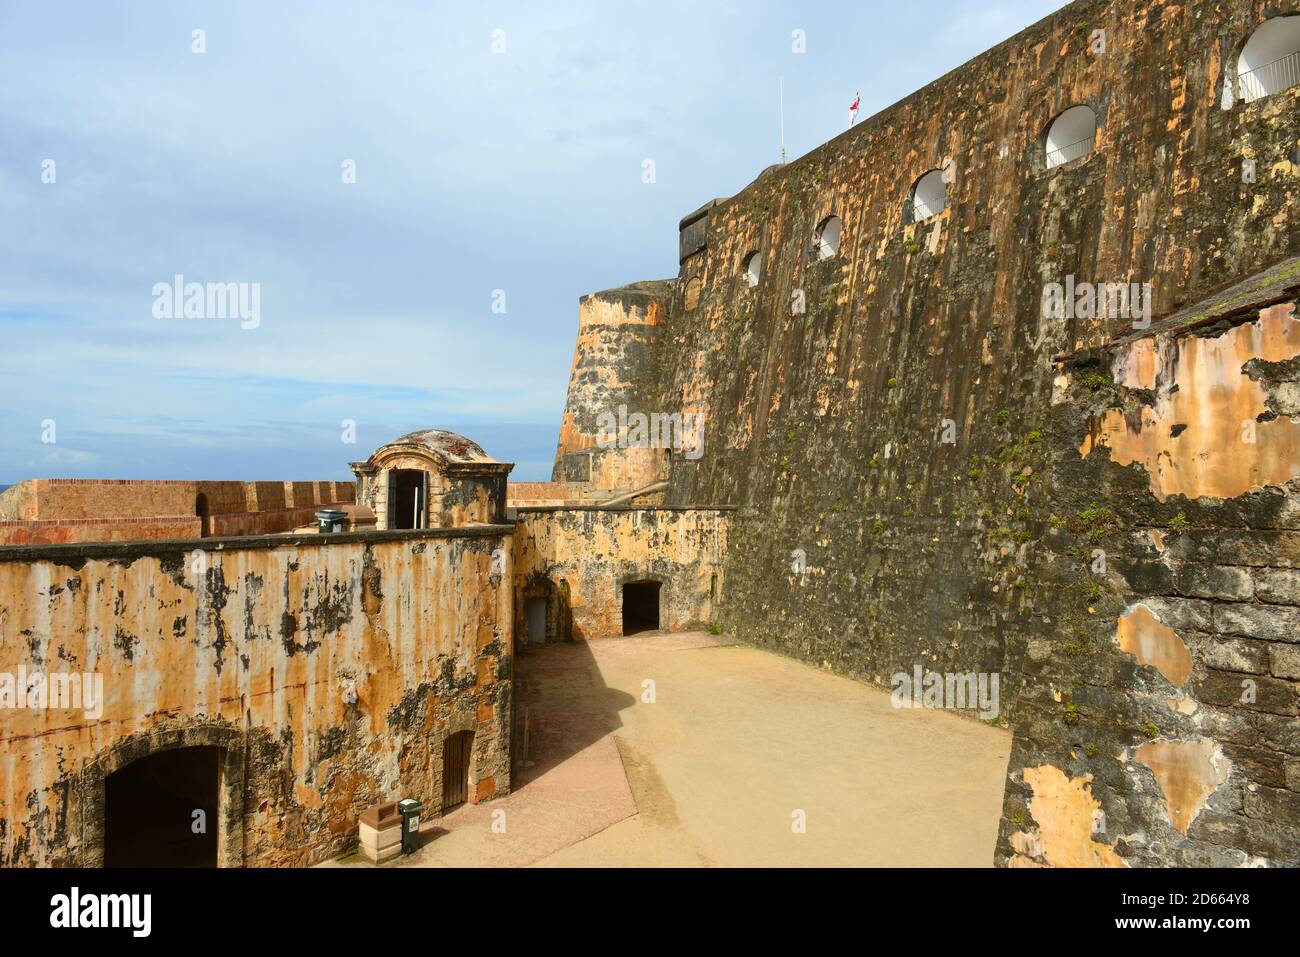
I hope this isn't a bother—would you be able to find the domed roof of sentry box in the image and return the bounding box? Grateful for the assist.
[351,428,512,478]
[388,429,499,464]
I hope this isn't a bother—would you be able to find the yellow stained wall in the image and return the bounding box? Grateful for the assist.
[513,508,729,640]
[1082,303,1300,500]
[0,529,512,867]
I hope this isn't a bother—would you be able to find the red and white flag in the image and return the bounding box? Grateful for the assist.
[848,92,861,127]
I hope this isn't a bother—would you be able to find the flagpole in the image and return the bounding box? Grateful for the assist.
[779,76,786,164]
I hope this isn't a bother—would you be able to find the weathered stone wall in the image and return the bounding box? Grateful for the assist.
[513,507,729,641]
[552,282,676,492]
[999,286,1299,867]
[0,526,512,867]
[654,0,1300,679]
[555,0,1300,865]
[0,483,39,522]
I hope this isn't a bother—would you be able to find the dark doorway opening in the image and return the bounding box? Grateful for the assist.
[389,469,425,529]
[442,731,474,811]
[526,597,547,645]
[105,746,220,867]
[622,580,661,636]
[195,494,210,538]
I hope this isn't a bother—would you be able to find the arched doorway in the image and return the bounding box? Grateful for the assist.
[104,746,221,867]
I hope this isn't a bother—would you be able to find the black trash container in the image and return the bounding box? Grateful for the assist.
[315,509,346,534]
[397,798,423,854]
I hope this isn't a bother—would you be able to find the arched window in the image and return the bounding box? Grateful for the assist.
[909,171,948,222]
[683,275,702,311]
[814,215,842,260]
[741,251,762,287]
[1238,17,1300,103]
[1044,105,1097,169]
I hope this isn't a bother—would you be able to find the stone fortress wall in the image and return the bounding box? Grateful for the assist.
[570,0,1300,865]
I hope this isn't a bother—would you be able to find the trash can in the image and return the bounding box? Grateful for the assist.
[397,798,423,854]
[315,509,346,534]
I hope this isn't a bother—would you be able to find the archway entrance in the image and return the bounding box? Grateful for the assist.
[442,731,474,810]
[622,580,661,635]
[104,746,221,867]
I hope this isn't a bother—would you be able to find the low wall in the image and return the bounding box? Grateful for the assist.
[507,481,615,507]
[0,525,513,867]
[207,506,332,538]
[513,506,730,641]
[1,480,196,520]
[0,479,356,545]
[0,516,201,546]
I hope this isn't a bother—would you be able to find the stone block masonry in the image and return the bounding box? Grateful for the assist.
[999,278,1300,867]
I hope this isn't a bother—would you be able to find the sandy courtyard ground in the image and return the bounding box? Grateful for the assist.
[324,632,1012,868]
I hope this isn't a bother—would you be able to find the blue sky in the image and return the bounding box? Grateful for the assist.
[0,0,1062,484]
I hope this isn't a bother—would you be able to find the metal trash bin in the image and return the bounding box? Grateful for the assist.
[315,509,346,534]
[397,798,423,854]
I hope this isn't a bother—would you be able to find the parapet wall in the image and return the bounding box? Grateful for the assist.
[507,482,616,508]
[0,479,356,545]
[0,526,513,867]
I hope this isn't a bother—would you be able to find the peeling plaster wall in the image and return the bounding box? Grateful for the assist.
[1000,296,1299,868]
[512,508,729,641]
[0,528,513,867]
[1083,303,1300,499]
